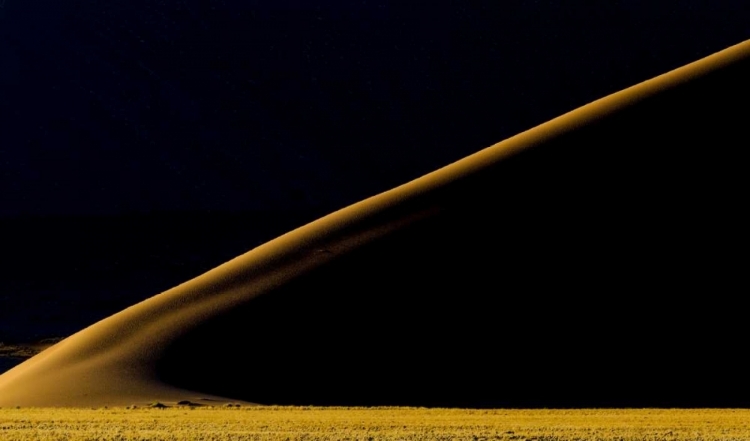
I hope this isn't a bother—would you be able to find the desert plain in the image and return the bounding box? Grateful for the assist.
[3,407,750,441]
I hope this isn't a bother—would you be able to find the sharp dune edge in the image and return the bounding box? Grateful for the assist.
[1,40,749,408]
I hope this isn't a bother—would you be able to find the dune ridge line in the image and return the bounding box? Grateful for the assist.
[0,39,748,407]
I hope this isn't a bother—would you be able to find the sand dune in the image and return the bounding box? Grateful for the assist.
[1,39,748,408]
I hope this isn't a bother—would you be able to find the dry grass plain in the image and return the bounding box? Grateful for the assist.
[1,407,749,440]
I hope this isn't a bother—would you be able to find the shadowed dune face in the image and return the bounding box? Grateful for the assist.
[157,44,750,408]
[1,40,749,408]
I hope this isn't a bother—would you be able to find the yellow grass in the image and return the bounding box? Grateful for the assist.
[1,407,749,440]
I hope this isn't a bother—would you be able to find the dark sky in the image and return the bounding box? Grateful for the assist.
[1,1,748,218]
[0,1,748,342]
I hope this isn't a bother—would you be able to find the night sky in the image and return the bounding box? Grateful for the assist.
[1,2,749,340]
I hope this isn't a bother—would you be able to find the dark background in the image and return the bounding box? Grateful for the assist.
[1,0,748,395]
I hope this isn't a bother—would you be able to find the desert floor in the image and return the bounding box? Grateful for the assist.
[1,407,749,440]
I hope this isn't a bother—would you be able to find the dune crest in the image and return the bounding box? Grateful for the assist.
[1,40,749,407]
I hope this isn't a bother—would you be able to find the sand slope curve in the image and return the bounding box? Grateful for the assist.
[1,40,749,408]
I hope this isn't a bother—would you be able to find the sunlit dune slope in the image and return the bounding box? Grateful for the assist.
[1,40,748,408]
